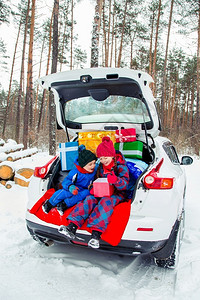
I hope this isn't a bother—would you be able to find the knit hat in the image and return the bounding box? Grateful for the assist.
[96,136,116,158]
[78,145,97,168]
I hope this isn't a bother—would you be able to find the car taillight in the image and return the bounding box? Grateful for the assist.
[143,158,174,189]
[34,155,58,179]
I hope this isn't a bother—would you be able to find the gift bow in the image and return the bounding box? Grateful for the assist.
[115,131,136,142]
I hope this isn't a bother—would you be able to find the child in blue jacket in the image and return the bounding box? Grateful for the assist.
[42,145,97,215]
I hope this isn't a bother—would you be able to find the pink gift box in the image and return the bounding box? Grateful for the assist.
[93,178,114,197]
[115,128,136,143]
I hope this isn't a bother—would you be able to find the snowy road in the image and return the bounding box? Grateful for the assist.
[0,155,200,300]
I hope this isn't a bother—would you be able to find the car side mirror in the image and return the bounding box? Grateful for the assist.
[180,156,193,165]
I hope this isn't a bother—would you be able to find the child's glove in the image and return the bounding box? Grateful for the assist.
[58,183,63,189]
[107,171,118,184]
[89,187,94,195]
[69,185,79,195]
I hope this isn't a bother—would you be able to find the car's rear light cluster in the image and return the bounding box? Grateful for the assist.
[143,158,174,189]
[34,155,58,179]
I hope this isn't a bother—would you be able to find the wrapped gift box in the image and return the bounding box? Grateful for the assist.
[115,128,136,143]
[114,141,143,159]
[93,178,115,197]
[59,142,78,171]
[78,131,116,154]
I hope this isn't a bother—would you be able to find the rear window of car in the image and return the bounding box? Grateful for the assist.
[64,95,151,124]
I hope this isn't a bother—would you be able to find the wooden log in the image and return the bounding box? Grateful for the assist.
[0,138,5,146]
[0,180,7,186]
[5,180,14,189]
[14,168,34,187]
[0,165,15,180]
[7,148,38,162]
[0,143,24,154]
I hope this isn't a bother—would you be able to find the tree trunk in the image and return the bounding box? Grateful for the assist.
[102,3,107,66]
[2,20,21,138]
[34,37,45,125]
[103,0,112,67]
[23,0,35,149]
[170,74,178,130]
[189,80,195,127]
[109,0,115,67]
[37,8,54,132]
[90,0,103,67]
[115,30,117,67]
[117,0,128,67]
[160,0,174,128]
[49,0,59,156]
[130,32,136,69]
[185,92,190,128]
[166,83,172,128]
[149,11,155,76]
[181,93,187,128]
[152,0,162,96]
[15,0,30,143]
[70,0,74,70]
[196,0,200,128]
[59,2,69,72]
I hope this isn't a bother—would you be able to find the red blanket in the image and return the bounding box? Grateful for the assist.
[29,189,131,246]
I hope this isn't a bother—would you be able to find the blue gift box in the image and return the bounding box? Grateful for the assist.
[59,142,78,171]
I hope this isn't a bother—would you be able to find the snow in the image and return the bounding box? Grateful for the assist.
[0,153,200,300]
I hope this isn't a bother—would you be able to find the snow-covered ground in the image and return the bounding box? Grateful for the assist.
[0,152,200,300]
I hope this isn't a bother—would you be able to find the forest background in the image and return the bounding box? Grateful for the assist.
[0,0,199,156]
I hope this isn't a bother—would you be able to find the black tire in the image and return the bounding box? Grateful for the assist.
[154,210,184,269]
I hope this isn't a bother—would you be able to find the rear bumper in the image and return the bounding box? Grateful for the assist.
[26,219,168,256]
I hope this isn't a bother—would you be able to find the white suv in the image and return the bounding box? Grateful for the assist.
[26,68,193,268]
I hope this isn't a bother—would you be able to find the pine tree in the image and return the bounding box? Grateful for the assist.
[0,0,11,24]
[16,0,31,143]
[49,0,59,156]
[23,0,35,149]
[91,0,103,67]
[176,0,200,134]
[161,0,174,128]
[37,14,54,132]
[152,0,162,96]
[2,19,21,138]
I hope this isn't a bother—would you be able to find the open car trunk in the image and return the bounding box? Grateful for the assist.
[28,134,155,247]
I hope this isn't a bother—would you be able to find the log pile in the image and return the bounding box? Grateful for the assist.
[0,139,38,188]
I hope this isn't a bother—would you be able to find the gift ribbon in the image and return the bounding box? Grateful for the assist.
[115,134,136,142]
[59,146,78,152]
[59,145,78,170]
[115,129,136,143]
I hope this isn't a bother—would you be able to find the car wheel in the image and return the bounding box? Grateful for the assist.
[154,210,184,269]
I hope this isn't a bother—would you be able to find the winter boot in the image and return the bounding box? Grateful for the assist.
[88,230,102,249]
[58,222,78,240]
[42,200,54,214]
[56,201,68,216]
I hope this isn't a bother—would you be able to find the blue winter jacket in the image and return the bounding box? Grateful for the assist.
[49,158,97,207]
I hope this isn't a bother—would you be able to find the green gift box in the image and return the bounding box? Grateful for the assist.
[114,141,143,159]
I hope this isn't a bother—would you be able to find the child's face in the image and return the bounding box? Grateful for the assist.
[83,160,96,173]
[99,156,113,166]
